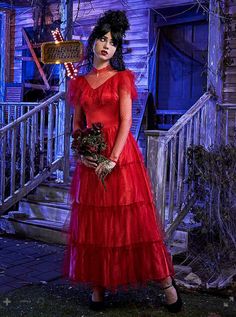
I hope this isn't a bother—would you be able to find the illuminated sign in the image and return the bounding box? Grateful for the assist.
[41,40,83,64]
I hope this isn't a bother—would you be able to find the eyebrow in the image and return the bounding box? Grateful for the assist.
[102,35,113,41]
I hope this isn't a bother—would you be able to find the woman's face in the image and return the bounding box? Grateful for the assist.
[93,31,117,62]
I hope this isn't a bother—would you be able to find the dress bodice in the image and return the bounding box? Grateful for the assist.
[68,67,137,129]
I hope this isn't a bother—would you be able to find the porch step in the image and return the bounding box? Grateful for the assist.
[0,178,72,244]
[0,215,67,245]
[19,199,70,223]
[0,214,188,256]
[25,182,71,203]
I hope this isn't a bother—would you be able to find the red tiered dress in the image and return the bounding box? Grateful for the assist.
[62,65,174,292]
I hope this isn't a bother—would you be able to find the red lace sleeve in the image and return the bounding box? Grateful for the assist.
[67,76,83,108]
[119,69,138,100]
[108,69,137,163]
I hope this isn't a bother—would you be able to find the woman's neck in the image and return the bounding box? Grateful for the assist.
[92,59,110,70]
[91,64,113,76]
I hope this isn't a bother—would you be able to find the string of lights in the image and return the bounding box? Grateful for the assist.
[51,28,78,79]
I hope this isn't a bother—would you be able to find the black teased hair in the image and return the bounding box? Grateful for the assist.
[85,10,130,72]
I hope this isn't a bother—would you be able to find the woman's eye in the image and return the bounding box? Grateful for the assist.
[99,37,115,46]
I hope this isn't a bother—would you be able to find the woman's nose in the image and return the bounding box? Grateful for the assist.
[103,41,109,49]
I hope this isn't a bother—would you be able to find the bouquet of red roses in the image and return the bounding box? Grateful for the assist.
[71,122,110,190]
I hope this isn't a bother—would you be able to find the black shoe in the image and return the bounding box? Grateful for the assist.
[88,293,105,311]
[161,277,183,313]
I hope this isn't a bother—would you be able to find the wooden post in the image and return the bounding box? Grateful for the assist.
[55,0,73,183]
[207,0,224,147]
[145,130,168,226]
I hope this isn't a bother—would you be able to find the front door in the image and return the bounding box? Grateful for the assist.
[157,20,208,112]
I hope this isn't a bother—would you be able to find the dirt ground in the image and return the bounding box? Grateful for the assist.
[0,280,235,317]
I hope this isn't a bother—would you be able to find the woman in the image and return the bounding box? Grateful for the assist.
[63,10,182,313]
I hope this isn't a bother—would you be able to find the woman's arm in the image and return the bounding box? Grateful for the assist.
[95,70,136,178]
[72,105,97,168]
[109,88,132,162]
[95,88,132,179]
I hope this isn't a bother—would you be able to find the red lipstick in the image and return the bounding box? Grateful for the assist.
[101,50,108,55]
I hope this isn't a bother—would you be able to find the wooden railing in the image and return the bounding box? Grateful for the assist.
[0,102,39,128]
[0,92,70,214]
[145,92,213,238]
[156,109,186,130]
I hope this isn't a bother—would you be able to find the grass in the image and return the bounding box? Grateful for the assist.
[0,281,235,317]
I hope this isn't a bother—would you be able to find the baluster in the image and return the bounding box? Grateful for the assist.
[34,111,39,175]
[161,144,168,226]
[55,102,59,160]
[63,98,71,183]
[47,103,53,165]
[200,106,206,146]
[14,103,17,122]
[186,118,193,147]
[185,119,193,197]
[3,104,6,126]
[30,114,36,179]
[56,98,66,181]
[10,126,17,195]
[34,111,38,165]
[7,104,11,125]
[20,103,24,117]
[20,120,27,187]
[168,136,177,223]
[27,115,31,146]
[40,108,45,171]
[176,128,185,211]
[193,112,199,145]
[155,134,168,226]
[196,110,200,145]
[0,133,6,203]
[193,115,196,145]
[7,105,11,145]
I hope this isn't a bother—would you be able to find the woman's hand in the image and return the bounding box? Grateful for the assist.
[80,155,98,168]
[95,159,116,180]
